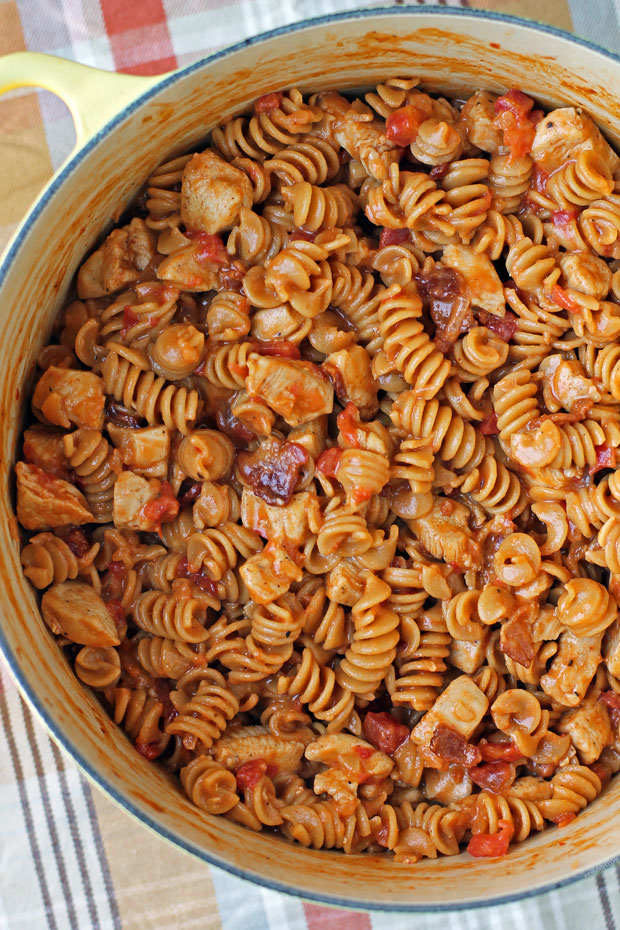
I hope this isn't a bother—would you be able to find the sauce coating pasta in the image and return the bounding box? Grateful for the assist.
[17,78,620,861]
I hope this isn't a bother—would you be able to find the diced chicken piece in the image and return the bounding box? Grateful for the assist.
[323,345,378,419]
[424,767,473,805]
[559,251,612,300]
[531,107,620,176]
[241,489,320,548]
[449,631,489,675]
[315,92,400,181]
[156,241,220,292]
[539,354,600,413]
[288,416,328,461]
[604,620,620,678]
[458,90,502,155]
[181,151,253,235]
[557,699,613,765]
[107,424,170,479]
[23,425,71,479]
[16,462,92,530]
[32,366,105,431]
[41,581,120,646]
[239,543,302,605]
[245,355,333,427]
[326,559,365,606]
[410,498,481,570]
[412,676,489,745]
[509,776,553,801]
[113,471,163,531]
[77,218,156,299]
[305,733,393,780]
[441,245,505,317]
[540,631,602,707]
[212,725,305,772]
[531,605,563,643]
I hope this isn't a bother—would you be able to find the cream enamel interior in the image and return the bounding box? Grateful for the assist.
[2,9,620,909]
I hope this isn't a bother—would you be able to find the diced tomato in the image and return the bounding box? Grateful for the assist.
[107,560,126,580]
[184,230,228,265]
[141,481,180,533]
[289,228,318,242]
[479,412,499,436]
[552,811,577,828]
[589,445,617,476]
[467,819,514,858]
[379,227,410,248]
[362,711,410,756]
[469,761,515,793]
[105,599,126,633]
[476,308,518,342]
[494,89,535,117]
[530,109,544,126]
[121,306,139,338]
[249,340,301,360]
[316,447,343,479]
[175,555,220,598]
[57,526,91,558]
[354,745,375,760]
[235,759,277,789]
[351,487,373,505]
[429,163,450,181]
[500,612,536,669]
[551,209,579,230]
[477,738,522,763]
[430,723,482,768]
[337,402,362,448]
[550,284,581,312]
[134,740,164,761]
[376,821,390,847]
[385,105,426,146]
[254,91,283,114]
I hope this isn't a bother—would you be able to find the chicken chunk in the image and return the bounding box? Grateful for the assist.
[241,489,320,547]
[410,497,481,570]
[212,725,305,772]
[441,244,505,317]
[16,462,93,530]
[32,366,105,431]
[449,632,489,675]
[531,107,620,176]
[181,150,253,235]
[412,676,489,745]
[77,218,156,299]
[539,354,600,413]
[22,425,71,479]
[113,471,167,531]
[41,581,120,646]
[558,699,613,765]
[458,90,502,155]
[540,630,602,706]
[559,251,612,300]
[239,543,303,605]
[107,424,170,479]
[315,92,400,181]
[323,345,378,419]
[156,240,221,292]
[245,355,333,427]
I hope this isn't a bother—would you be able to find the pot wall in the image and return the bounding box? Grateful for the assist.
[1,10,620,909]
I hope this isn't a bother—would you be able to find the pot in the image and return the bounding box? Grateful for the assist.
[1,7,619,911]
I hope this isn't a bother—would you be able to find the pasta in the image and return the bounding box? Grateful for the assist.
[16,79,620,864]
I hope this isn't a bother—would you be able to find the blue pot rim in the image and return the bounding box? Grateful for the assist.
[2,4,620,911]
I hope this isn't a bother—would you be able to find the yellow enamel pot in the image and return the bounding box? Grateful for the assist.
[1,7,620,911]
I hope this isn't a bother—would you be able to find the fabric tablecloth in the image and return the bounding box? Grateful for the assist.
[2,0,620,927]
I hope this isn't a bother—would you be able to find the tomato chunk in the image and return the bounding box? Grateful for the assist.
[477,738,522,763]
[235,759,277,789]
[141,481,179,532]
[249,340,301,360]
[254,92,283,114]
[551,209,579,230]
[121,306,140,338]
[316,447,343,479]
[552,811,577,828]
[362,711,410,755]
[550,284,581,312]
[379,227,410,248]
[476,309,518,342]
[469,761,515,793]
[589,445,617,476]
[430,723,482,767]
[386,105,425,146]
[184,230,228,265]
[337,402,363,448]
[479,412,499,436]
[467,819,514,858]
[354,744,375,760]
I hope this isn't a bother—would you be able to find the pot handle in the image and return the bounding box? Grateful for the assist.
[0,51,161,146]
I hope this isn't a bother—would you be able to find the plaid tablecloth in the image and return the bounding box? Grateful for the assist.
[2,0,620,927]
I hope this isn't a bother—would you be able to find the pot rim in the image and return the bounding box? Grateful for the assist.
[3,4,620,910]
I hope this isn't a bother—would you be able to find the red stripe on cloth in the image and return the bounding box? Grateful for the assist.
[108,24,177,74]
[303,903,372,930]
[99,0,167,35]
